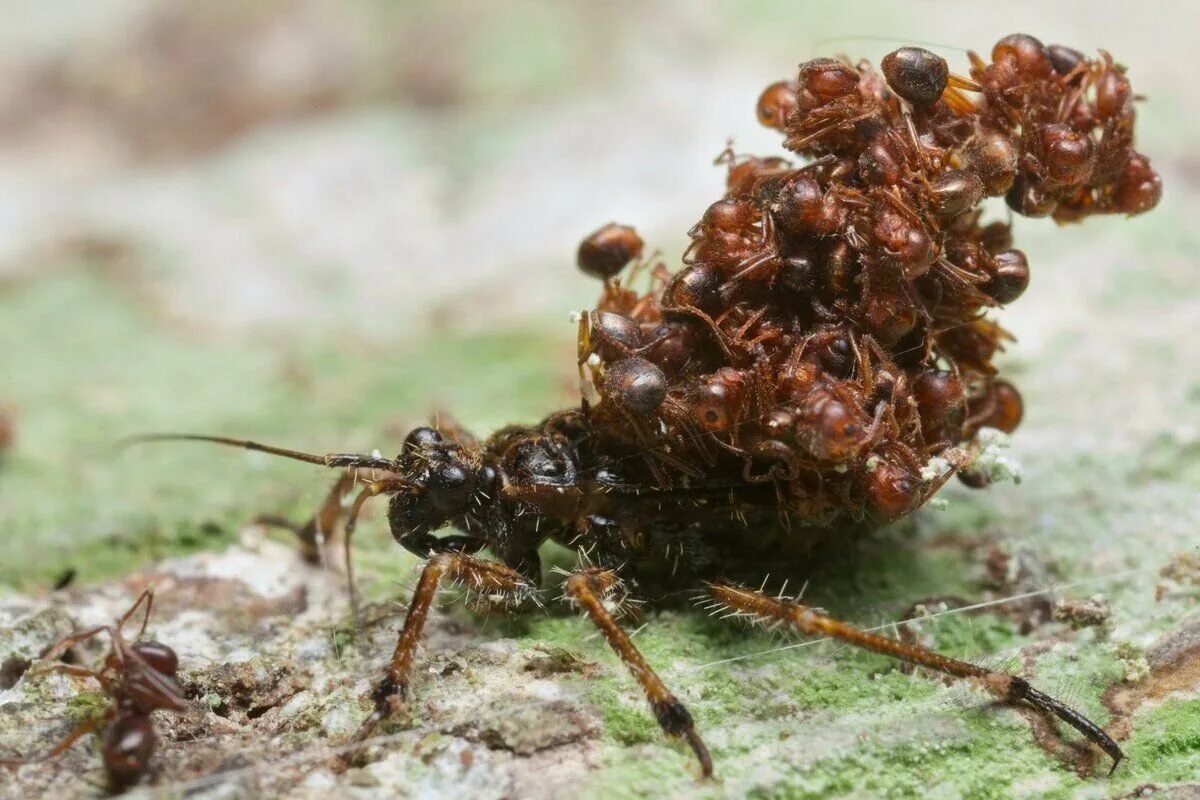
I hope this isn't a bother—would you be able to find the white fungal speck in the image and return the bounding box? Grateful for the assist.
[967,427,1024,484]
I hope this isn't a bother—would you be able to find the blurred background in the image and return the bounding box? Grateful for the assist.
[0,1,1197,796]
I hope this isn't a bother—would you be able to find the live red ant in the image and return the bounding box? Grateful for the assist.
[0,590,187,793]
[125,33,1159,780]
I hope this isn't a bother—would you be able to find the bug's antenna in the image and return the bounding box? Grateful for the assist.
[120,433,398,472]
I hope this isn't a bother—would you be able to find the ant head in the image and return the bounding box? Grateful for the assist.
[387,427,495,541]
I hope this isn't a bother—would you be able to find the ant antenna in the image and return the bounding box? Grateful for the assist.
[120,433,398,472]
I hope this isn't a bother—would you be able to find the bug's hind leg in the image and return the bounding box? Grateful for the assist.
[352,553,538,748]
[706,582,1123,774]
[565,567,713,778]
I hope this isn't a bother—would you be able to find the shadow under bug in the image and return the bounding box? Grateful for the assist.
[131,31,1160,781]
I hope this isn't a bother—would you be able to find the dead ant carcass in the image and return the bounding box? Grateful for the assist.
[0,590,186,792]
[131,33,1160,778]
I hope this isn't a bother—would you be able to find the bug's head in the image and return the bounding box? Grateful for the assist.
[386,426,497,541]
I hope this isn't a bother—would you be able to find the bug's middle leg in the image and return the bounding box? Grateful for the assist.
[565,567,713,777]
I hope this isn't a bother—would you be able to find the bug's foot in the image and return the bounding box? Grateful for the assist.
[370,675,409,718]
[340,676,409,768]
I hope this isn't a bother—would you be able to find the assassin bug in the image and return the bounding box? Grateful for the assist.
[0,590,187,792]
[128,33,1159,779]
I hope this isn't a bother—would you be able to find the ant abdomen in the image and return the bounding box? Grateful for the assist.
[1095,69,1133,121]
[881,47,949,107]
[1006,174,1059,217]
[984,249,1031,304]
[588,311,642,362]
[640,316,717,377]
[913,370,967,449]
[724,155,790,198]
[859,285,919,346]
[1047,44,1086,76]
[103,715,156,793]
[664,264,723,313]
[577,223,644,281]
[967,379,1024,435]
[690,199,762,270]
[930,169,985,218]
[991,34,1053,80]
[601,357,669,415]
[1114,153,1163,215]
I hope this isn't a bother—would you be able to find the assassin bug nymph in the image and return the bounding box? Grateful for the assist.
[0,590,187,792]
[129,33,1160,779]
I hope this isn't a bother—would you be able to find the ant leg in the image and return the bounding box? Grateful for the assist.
[706,582,1123,773]
[0,715,102,767]
[31,663,107,683]
[116,588,155,640]
[255,471,357,565]
[353,553,536,747]
[39,626,111,663]
[565,567,713,778]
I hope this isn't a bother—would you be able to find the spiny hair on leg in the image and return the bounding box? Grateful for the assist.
[560,568,642,621]
[449,571,541,613]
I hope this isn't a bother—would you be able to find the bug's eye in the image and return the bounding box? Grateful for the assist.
[403,427,443,455]
[426,460,473,511]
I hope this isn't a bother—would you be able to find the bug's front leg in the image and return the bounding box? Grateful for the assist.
[353,553,537,746]
[564,567,713,778]
[254,471,358,565]
[706,582,1123,773]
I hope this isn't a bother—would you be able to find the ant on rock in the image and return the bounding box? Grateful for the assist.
[1,590,187,792]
